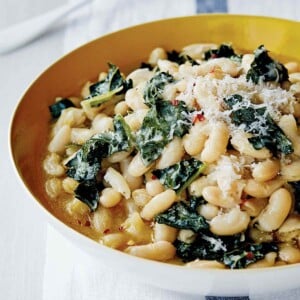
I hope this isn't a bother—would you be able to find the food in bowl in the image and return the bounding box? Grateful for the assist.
[43,42,300,269]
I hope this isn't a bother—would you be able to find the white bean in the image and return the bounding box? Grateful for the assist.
[43,153,65,176]
[252,159,280,182]
[48,125,71,154]
[257,188,292,232]
[278,114,300,156]
[127,68,153,87]
[148,47,167,65]
[140,190,176,221]
[210,207,250,236]
[244,178,285,198]
[99,187,122,208]
[125,241,176,261]
[120,157,143,190]
[45,178,62,198]
[156,137,185,169]
[201,122,229,163]
[128,152,153,177]
[125,86,149,111]
[70,128,94,145]
[104,167,131,199]
[153,223,177,243]
[145,179,164,197]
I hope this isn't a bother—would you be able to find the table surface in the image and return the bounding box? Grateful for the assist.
[1,1,300,299]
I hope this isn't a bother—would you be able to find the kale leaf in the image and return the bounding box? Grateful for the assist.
[175,231,278,269]
[155,201,209,232]
[66,115,132,211]
[66,135,108,182]
[224,94,293,155]
[246,45,289,84]
[136,100,192,165]
[204,44,240,61]
[152,158,206,194]
[167,50,199,66]
[49,98,75,119]
[74,180,100,211]
[143,72,174,107]
[82,63,133,108]
[222,243,278,269]
[66,115,133,182]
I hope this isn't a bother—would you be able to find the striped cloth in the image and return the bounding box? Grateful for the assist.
[44,1,300,300]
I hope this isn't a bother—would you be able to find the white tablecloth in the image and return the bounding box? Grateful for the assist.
[1,0,300,299]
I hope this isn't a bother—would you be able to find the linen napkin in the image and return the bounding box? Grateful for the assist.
[43,1,300,299]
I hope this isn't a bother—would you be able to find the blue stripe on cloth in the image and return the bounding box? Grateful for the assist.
[196,0,228,13]
[205,297,250,300]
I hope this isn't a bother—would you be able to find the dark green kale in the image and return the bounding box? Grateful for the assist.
[175,231,278,269]
[152,158,206,194]
[83,63,133,107]
[66,135,108,182]
[136,100,192,165]
[222,243,278,269]
[224,94,293,155]
[143,72,174,107]
[74,180,100,211]
[167,50,199,66]
[66,115,132,211]
[155,201,209,232]
[204,44,241,61]
[289,181,300,213]
[49,98,75,118]
[246,45,289,84]
[66,115,133,182]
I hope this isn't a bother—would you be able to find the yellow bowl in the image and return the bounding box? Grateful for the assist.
[10,14,300,296]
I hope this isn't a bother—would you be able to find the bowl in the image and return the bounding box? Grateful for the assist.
[10,14,300,296]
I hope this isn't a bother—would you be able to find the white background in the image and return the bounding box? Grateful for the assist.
[1,1,300,299]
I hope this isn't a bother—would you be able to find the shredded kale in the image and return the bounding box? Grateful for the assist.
[143,72,174,107]
[136,100,192,165]
[155,201,209,232]
[167,50,199,66]
[152,159,206,194]
[224,94,293,155]
[49,98,75,118]
[66,115,132,211]
[82,63,132,108]
[246,45,289,84]
[204,44,241,61]
[289,181,300,213]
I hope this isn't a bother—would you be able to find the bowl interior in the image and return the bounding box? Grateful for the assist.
[9,14,300,295]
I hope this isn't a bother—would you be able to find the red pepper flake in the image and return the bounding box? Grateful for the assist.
[171,99,179,106]
[103,228,110,234]
[84,220,91,227]
[192,112,205,124]
[246,252,254,260]
[118,226,124,232]
[77,220,82,225]
[209,67,216,74]
[151,174,157,180]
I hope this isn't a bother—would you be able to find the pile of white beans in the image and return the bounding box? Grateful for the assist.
[43,43,300,268]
